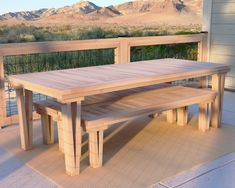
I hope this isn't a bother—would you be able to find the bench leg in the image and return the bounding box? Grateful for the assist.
[167,109,177,123]
[199,103,210,132]
[89,130,104,168]
[177,107,188,126]
[57,120,64,153]
[41,114,54,145]
[149,113,159,118]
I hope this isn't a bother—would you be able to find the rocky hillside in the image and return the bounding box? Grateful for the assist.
[0,0,202,26]
[116,0,182,15]
[0,9,47,21]
[41,1,100,18]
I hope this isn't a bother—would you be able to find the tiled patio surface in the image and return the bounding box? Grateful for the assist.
[153,152,235,188]
[0,91,235,188]
[0,148,57,188]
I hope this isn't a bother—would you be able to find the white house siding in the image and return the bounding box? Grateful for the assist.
[208,0,235,89]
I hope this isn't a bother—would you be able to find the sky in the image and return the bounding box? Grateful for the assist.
[0,0,127,14]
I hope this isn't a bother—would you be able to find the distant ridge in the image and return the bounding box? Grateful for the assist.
[0,0,202,26]
[0,9,47,21]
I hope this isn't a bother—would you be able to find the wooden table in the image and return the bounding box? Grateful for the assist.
[9,58,230,176]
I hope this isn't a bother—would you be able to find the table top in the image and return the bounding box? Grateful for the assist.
[9,58,230,102]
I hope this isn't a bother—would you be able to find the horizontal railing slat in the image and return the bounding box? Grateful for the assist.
[127,34,204,47]
[0,38,120,56]
[0,34,204,56]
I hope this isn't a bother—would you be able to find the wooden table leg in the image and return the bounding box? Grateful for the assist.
[61,101,82,176]
[211,73,226,128]
[16,89,33,150]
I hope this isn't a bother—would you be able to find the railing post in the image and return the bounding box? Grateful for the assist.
[198,32,209,88]
[114,38,130,64]
[198,32,209,62]
[114,47,120,64]
[0,56,6,129]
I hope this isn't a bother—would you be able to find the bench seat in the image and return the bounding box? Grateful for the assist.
[34,86,216,168]
[34,84,171,121]
[82,86,215,130]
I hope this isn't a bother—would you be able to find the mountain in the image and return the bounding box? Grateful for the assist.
[0,0,202,26]
[114,0,201,15]
[0,9,48,21]
[41,1,100,18]
[88,7,122,18]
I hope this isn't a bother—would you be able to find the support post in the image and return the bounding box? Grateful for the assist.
[114,38,130,64]
[198,32,209,62]
[198,33,209,88]
[0,56,6,129]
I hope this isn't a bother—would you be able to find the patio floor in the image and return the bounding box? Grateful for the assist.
[0,91,235,188]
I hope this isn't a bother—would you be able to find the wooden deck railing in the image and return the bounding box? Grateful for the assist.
[0,32,208,128]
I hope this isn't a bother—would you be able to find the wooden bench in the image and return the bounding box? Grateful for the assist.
[34,84,170,152]
[34,86,216,168]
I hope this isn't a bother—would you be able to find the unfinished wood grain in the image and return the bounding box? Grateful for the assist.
[9,58,229,175]
[9,59,230,102]
[1,33,210,127]
[114,47,120,64]
[57,119,64,153]
[211,74,226,128]
[34,84,170,150]
[25,90,33,147]
[16,89,33,150]
[200,76,209,88]
[35,86,217,130]
[198,32,209,62]
[0,34,205,57]
[166,109,177,124]
[119,38,131,64]
[82,87,216,167]
[61,101,82,176]
[41,114,54,145]
[0,38,120,56]
[0,56,5,129]
[114,39,130,64]
[127,34,205,47]
[33,86,217,170]
[88,130,104,168]
[199,103,210,132]
[177,107,188,126]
